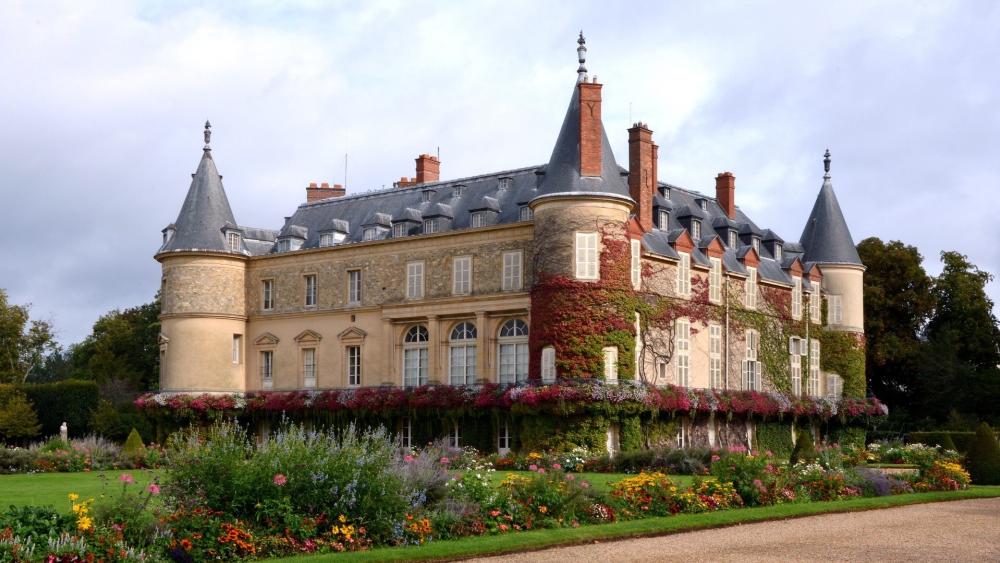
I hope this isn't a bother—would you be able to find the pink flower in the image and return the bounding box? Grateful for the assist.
[528,464,538,471]
[565,473,576,481]
[147,483,160,495]
[537,468,546,474]
[711,454,721,462]
[439,456,450,465]
[403,454,415,463]
[552,463,562,470]
[119,474,135,484]
[273,473,287,486]
[581,481,591,489]
[766,450,774,457]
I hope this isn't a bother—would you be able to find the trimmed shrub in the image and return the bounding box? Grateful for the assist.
[122,428,146,461]
[790,429,818,466]
[965,422,1000,485]
[907,431,983,453]
[0,393,42,444]
[17,380,99,437]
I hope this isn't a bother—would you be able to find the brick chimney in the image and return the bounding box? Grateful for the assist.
[415,154,440,184]
[716,172,736,218]
[628,122,656,231]
[578,78,603,177]
[306,181,346,203]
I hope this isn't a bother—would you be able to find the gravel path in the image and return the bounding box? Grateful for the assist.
[466,498,1000,562]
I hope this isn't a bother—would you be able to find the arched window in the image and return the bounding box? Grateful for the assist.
[403,325,428,387]
[449,322,477,385]
[498,319,529,385]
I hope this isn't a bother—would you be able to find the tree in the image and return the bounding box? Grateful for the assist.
[965,422,1000,485]
[70,296,161,391]
[856,238,935,409]
[0,289,59,384]
[0,392,42,444]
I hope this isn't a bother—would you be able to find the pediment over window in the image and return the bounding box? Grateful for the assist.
[294,329,323,343]
[157,334,170,346]
[338,327,367,342]
[254,332,280,346]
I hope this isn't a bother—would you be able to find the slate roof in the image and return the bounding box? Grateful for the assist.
[532,84,632,204]
[158,148,239,254]
[798,173,863,266]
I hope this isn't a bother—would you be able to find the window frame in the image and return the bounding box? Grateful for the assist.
[829,294,843,325]
[658,209,670,230]
[709,323,722,389]
[228,232,241,252]
[260,350,274,390]
[346,345,362,387]
[519,206,533,221]
[810,288,821,323]
[791,276,802,320]
[745,267,758,309]
[790,337,803,396]
[603,346,619,384]
[540,346,556,383]
[232,334,242,365]
[497,319,529,385]
[453,255,472,295]
[304,274,317,308]
[423,218,438,234]
[575,232,599,280]
[347,269,362,306]
[675,318,691,387]
[406,261,425,299]
[403,325,429,388]
[808,338,821,396]
[448,322,477,386]
[470,211,486,228]
[630,239,642,289]
[743,329,760,391]
[302,347,317,388]
[502,251,523,291]
[691,219,701,241]
[393,223,408,238]
[676,252,691,297]
[709,257,722,303]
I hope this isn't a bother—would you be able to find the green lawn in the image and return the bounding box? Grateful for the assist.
[0,470,159,509]
[488,471,694,494]
[271,486,1000,562]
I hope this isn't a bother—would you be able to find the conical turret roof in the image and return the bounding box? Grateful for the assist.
[799,151,862,266]
[159,124,238,254]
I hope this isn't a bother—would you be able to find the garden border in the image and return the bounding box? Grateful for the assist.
[269,488,1000,563]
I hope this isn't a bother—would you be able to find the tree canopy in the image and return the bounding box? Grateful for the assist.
[0,289,58,384]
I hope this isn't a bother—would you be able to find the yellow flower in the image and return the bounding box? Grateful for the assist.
[539,505,548,513]
[68,493,79,501]
[338,514,347,523]
[77,515,93,531]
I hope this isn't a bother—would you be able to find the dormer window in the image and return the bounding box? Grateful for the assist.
[728,230,738,248]
[519,206,533,221]
[422,189,434,203]
[393,223,408,238]
[775,244,783,261]
[423,218,439,234]
[691,220,701,241]
[752,237,760,253]
[277,239,291,252]
[452,185,466,198]
[498,177,512,191]
[319,233,333,247]
[698,199,707,212]
[471,211,486,228]
[162,229,174,245]
[228,232,242,252]
[663,187,671,200]
[363,227,378,241]
[658,210,669,230]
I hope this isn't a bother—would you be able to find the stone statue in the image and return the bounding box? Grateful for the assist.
[60,421,68,442]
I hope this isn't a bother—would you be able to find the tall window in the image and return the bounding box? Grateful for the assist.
[446,422,461,448]
[406,262,424,299]
[743,329,760,390]
[808,338,821,396]
[827,373,843,398]
[745,267,758,309]
[403,325,429,387]
[775,244,783,261]
[497,418,512,454]
[260,350,273,389]
[262,279,274,311]
[790,337,803,396]
[630,240,641,289]
[232,334,241,364]
[656,360,668,383]
[728,230,738,248]
[603,346,619,384]
[498,319,528,385]
[502,251,522,291]
[449,322,477,385]
[347,345,362,387]
[302,348,316,388]
[691,220,701,241]
[304,275,317,307]
[709,257,722,303]
[810,289,821,323]
[519,206,533,221]
[709,324,722,388]
[675,318,690,387]
[752,237,760,253]
[828,295,843,325]
[453,256,472,295]
[400,417,412,449]
[348,270,362,305]
[540,346,556,383]
[658,210,670,229]
[228,232,241,252]
[676,253,691,297]
[791,277,802,320]
[575,232,599,280]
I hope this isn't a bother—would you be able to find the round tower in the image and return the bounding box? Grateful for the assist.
[156,122,249,393]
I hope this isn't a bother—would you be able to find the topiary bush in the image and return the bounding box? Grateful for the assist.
[790,428,818,466]
[965,422,1000,485]
[122,427,146,463]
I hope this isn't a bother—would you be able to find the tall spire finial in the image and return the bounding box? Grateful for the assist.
[576,30,587,83]
[823,148,831,179]
[204,120,212,150]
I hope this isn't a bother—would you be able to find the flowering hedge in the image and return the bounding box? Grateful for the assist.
[135,381,887,422]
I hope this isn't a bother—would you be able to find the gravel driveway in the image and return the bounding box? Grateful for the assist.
[466,498,1000,562]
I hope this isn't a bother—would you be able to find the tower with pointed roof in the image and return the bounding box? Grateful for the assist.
[799,150,865,335]
[156,122,249,393]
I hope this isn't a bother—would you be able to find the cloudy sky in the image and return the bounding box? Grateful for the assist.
[1,0,997,346]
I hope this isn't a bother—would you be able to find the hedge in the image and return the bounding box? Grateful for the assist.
[15,380,99,438]
[906,431,999,453]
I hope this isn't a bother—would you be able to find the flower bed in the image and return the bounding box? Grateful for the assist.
[135,381,887,423]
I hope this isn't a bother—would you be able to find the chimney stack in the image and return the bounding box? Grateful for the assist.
[306,181,346,203]
[628,122,656,231]
[415,154,440,184]
[578,79,603,177]
[716,172,736,218]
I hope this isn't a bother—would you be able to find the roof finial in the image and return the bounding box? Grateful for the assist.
[823,148,831,179]
[576,31,587,83]
[204,120,212,150]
